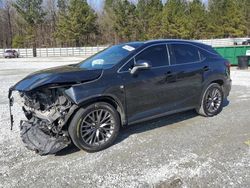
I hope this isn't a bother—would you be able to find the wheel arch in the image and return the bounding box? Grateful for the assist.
[210,79,224,86]
[76,95,126,126]
[198,76,225,108]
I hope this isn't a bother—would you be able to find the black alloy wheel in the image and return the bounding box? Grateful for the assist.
[69,102,120,152]
[197,83,224,117]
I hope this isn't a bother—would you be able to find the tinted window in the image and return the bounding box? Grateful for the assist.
[170,44,200,65]
[121,58,135,72]
[199,49,208,60]
[135,45,169,67]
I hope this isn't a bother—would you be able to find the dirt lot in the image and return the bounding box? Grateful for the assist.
[0,57,249,188]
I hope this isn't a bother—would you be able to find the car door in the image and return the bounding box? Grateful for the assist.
[119,44,177,123]
[167,43,209,108]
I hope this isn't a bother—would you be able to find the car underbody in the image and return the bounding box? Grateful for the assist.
[10,88,77,155]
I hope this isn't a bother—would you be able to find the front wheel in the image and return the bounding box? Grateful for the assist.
[68,102,120,152]
[196,83,224,117]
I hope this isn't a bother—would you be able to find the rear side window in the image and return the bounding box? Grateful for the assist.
[135,44,169,67]
[199,47,220,59]
[169,44,200,65]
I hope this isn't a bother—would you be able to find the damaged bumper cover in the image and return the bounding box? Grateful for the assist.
[8,65,102,155]
[8,86,78,155]
[8,87,14,130]
[20,121,70,155]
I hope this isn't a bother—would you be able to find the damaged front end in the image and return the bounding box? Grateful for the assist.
[9,87,77,155]
[8,65,103,155]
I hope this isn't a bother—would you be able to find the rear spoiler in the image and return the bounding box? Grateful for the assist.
[8,87,14,130]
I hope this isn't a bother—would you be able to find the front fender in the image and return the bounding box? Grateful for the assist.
[64,84,126,125]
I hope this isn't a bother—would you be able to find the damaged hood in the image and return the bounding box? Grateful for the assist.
[12,65,103,91]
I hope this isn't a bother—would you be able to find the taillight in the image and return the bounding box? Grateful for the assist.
[224,61,231,68]
[225,61,231,75]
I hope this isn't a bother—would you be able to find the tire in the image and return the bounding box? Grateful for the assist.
[196,83,224,117]
[68,102,120,152]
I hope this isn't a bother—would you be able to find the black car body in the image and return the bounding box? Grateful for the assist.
[9,40,231,155]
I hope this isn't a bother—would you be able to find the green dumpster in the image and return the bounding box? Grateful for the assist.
[214,46,250,65]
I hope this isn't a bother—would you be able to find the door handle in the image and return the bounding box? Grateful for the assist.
[203,66,210,72]
[165,71,176,83]
[165,71,173,77]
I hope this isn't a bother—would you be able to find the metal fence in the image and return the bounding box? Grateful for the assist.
[1,38,249,58]
[196,37,249,47]
[0,46,108,58]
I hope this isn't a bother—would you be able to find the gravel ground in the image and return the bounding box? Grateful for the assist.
[0,57,249,188]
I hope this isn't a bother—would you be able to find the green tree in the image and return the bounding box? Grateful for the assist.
[238,0,250,36]
[12,34,26,48]
[13,0,46,56]
[112,0,137,42]
[100,0,117,44]
[136,0,163,40]
[186,0,207,39]
[208,0,247,38]
[56,0,98,46]
[161,0,189,39]
[57,0,68,13]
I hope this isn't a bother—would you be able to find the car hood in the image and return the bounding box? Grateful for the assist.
[12,65,103,91]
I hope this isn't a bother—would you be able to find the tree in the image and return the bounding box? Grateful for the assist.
[208,0,247,38]
[161,0,189,39]
[5,1,13,47]
[99,0,117,44]
[136,0,163,40]
[56,0,98,46]
[13,0,46,56]
[237,0,250,36]
[186,0,207,39]
[112,0,137,42]
[12,34,26,48]
[57,0,68,13]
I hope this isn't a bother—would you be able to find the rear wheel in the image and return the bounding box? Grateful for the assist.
[196,83,224,117]
[69,102,120,152]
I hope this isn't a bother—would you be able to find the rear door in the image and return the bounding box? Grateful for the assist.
[167,43,208,108]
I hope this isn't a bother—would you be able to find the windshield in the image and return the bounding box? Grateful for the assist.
[6,50,14,53]
[77,43,142,70]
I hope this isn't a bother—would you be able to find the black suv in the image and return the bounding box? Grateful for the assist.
[9,40,231,155]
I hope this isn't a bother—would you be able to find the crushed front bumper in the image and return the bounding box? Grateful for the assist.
[20,121,70,155]
[8,87,14,130]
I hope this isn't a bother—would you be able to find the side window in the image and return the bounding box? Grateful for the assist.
[121,58,135,72]
[198,49,207,61]
[135,45,169,67]
[199,48,220,60]
[170,44,200,65]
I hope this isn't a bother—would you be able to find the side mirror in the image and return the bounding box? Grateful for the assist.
[130,60,151,74]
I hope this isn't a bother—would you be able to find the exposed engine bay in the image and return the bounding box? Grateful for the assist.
[9,87,77,155]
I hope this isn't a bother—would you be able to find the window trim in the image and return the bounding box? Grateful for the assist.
[118,42,209,73]
[118,43,170,73]
[168,43,202,65]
